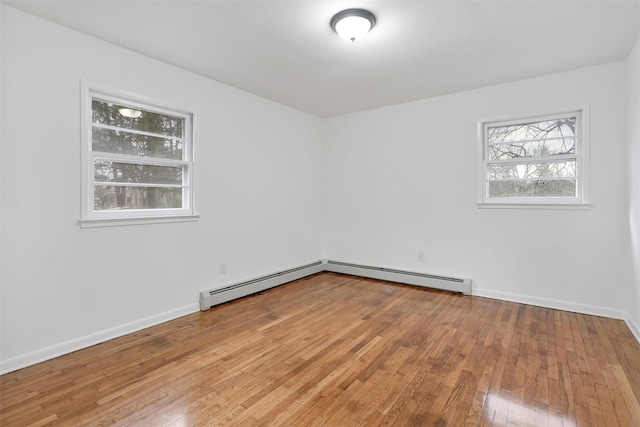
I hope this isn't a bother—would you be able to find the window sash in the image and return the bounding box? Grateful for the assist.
[92,152,190,167]
[92,155,189,190]
[480,110,585,205]
[82,83,195,223]
[487,135,575,147]
[92,122,187,143]
[488,176,577,183]
[486,153,577,166]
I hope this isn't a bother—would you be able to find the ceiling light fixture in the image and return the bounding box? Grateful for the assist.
[330,9,376,43]
[118,108,142,118]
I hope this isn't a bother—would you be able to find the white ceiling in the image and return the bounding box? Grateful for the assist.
[3,0,640,117]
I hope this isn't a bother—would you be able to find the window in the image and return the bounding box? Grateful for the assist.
[479,110,589,206]
[81,84,197,226]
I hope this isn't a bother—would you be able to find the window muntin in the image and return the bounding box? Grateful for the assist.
[92,128,183,160]
[480,111,586,205]
[82,86,195,223]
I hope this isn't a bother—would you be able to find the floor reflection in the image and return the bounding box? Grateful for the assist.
[485,393,576,427]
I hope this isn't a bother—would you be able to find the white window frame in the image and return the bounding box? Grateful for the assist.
[477,107,590,209]
[80,82,198,227]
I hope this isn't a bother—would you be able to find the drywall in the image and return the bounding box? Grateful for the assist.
[324,61,634,318]
[0,6,324,372]
[0,4,4,365]
[628,38,640,339]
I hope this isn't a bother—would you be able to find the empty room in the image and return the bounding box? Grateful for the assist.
[1,0,640,425]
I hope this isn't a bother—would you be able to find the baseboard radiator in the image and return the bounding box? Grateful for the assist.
[200,259,471,310]
[199,261,324,311]
[324,260,472,295]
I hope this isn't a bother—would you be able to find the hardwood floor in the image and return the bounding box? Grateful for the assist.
[1,272,639,426]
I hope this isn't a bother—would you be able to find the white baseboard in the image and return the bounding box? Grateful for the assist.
[474,288,640,345]
[624,313,640,344]
[474,288,628,320]
[0,303,199,375]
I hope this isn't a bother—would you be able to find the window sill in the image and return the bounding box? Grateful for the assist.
[79,214,200,228]
[476,202,592,210]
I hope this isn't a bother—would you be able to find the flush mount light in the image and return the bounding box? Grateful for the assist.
[118,108,142,118]
[330,9,376,43]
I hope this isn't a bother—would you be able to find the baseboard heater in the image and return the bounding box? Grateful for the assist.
[200,259,471,311]
[199,260,324,311]
[324,260,472,295]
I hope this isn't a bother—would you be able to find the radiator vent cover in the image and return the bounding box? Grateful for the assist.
[199,261,324,311]
[325,260,472,295]
[199,259,471,311]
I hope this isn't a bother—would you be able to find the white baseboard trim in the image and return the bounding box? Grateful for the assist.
[474,288,628,320]
[473,288,640,345]
[0,303,199,375]
[624,313,640,344]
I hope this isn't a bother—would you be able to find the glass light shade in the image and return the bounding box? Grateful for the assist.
[331,9,376,43]
[118,108,142,118]
[335,16,373,42]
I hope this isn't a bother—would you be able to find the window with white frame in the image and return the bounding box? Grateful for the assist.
[81,85,196,225]
[479,110,588,206]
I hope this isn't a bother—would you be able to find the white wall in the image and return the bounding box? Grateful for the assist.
[628,38,640,339]
[0,6,324,372]
[0,4,4,364]
[324,61,634,318]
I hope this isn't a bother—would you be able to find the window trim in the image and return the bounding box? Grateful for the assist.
[80,81,198,227]
[477,106,591,208]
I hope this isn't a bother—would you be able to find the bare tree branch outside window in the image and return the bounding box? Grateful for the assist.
[484,114,580,199]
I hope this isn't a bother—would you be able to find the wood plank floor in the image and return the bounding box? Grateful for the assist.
[1,272,640,426]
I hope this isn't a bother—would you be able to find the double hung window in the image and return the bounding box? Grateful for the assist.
[479,110,588,206]
[81,85,196,226]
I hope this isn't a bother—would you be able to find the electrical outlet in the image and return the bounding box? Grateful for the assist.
[220,262,227,274]
[418,252,425,262]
